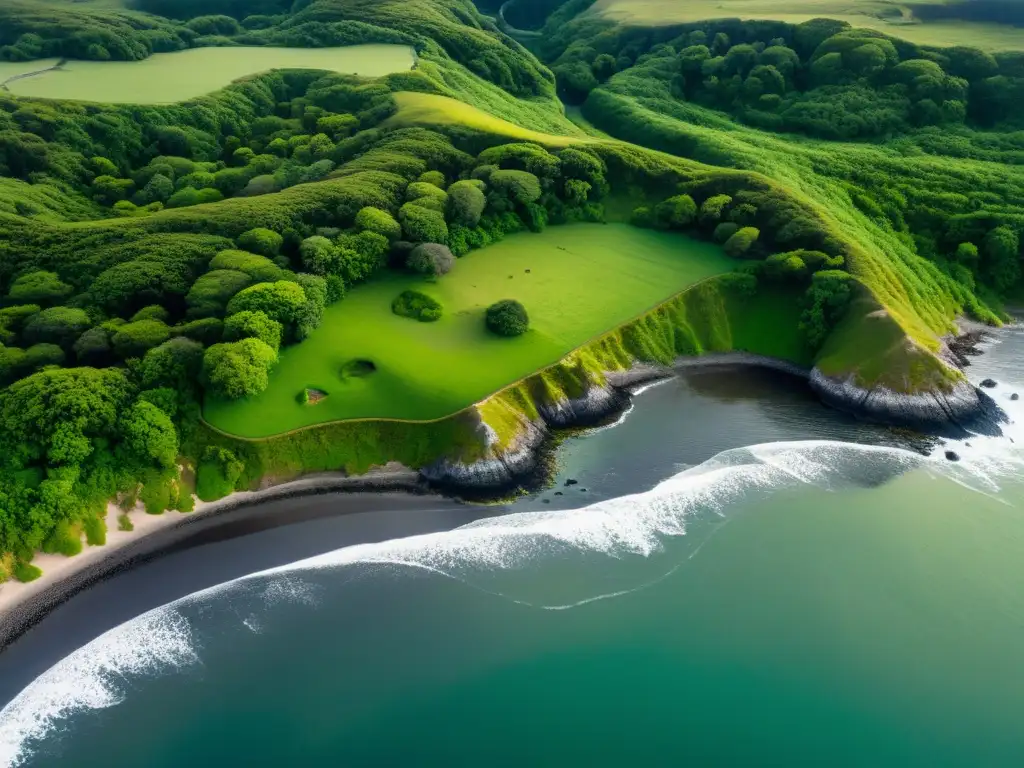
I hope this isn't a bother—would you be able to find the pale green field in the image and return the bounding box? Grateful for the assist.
[591,0,1024,51]
[0,58,62,87]
[204,223,735,437]
[6,45,416,104]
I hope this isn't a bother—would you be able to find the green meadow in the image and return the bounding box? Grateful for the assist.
[589,0,1024,51]
[5,45,416,103]
[203,223,733,437]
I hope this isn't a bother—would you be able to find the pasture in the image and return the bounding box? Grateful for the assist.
[590,0,1024,51]
[5,45,416,104]
[203,223,734,437]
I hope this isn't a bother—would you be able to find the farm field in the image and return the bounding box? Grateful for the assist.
[589,0,1024,51]
[203,223,734,437]
[5,45,416,103]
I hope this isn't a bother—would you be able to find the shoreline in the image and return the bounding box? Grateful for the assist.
[0,466,429,652]
[0,342,996,651]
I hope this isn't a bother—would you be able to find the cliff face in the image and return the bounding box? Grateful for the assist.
[808,368,1001,434]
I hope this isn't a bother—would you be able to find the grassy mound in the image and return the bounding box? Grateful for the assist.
[392,290,443,322]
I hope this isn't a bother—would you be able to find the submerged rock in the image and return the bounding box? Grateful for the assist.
[981,378,997,388]
[945,450,960,462]
[1012,393,1020,401]
[565,478,578,486]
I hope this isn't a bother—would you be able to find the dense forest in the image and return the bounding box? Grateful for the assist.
[0,0,1021,581]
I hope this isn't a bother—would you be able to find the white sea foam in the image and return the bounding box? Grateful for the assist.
[0,609,196,768]
[3,334,1023,767]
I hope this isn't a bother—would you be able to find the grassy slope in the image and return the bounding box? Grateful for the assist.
[204,223,734,436]
[386,91,588,145]
[7,46,416,104]
[581,80,1015,388]
[588,0,1024,51]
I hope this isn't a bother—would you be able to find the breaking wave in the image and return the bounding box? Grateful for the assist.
[1,330,1021,767]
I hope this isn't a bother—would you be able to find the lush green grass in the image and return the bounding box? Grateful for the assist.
[0,58,62,86]
[387,91,589,147]
[204,223,734,436]
[7,45,416,103]
[589,0,1024,51]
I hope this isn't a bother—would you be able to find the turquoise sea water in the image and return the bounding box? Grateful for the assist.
[2,329,1024,767]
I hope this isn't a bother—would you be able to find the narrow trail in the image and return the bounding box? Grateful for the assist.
[0,59,66,91]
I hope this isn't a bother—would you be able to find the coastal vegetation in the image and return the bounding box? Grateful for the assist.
[0,0,1021,581]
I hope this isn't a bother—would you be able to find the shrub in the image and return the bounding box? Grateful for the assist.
[392,290,443,322]
[355,207,402,241]
[407,244,455,277]
[118,514,134,532]
[714,221,740,243]
[724,226,760,257]
[25,343,65,370]
[656,194,698,228]
[418,170,446,188]
[447,180,487,228]
[399,203,448,243]
[201,338,278,399]
[237,228,283,257]
[224,310,283,351]
[226,281,306,324]
[112,320,171,359]
[23,307,91,349]
[8,271,72,305]
[172,317,224,345]
[131,305,170,323]
[485,299,529,337]
[631,206,655,228]
[489,170,542,204]
[13,562,41,583]
[699,194,732,225]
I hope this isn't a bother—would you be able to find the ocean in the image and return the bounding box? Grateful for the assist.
[1,328,1023,767]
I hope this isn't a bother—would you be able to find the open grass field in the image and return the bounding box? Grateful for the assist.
[387,92,590,147]
[0,58,62,88]
[590,0,1024,51]
[6,45,416,104]
[203,223,735,437]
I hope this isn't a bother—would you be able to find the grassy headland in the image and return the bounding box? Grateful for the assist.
[0,0,1020,580]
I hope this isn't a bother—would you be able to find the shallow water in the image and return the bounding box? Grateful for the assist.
[2,329,1023,767]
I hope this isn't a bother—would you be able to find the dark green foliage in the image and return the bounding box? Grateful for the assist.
[25,343,65,371]
[399,202,449,243]
[485,299,529,337]
[23,307,91,350]
[488,170,542,204]
[195,446,243,501]
[334,231,390,283]
[407,243,455,277]
[656,194,697,228]
[139,337,204,390]
[800,270,854,348]
[73,327,113,367]
[185,269,253,318]
[982,226,1021,292]
[7,271,72,305]
[131,305,171,323]
[355,207,402,240]
[201,338,277,399]
[446,180,487,227]
[173,317,224,345]
[226,280,306,324]
[392,290,443,322]
[224,310,283,350]
[122,401,178,469]
[724,226,760,257]
[112,320,171,360]
[236,228,283,257]
[294,273,327,340]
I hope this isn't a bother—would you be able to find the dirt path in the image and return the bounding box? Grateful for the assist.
[0,58,66,91]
